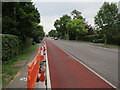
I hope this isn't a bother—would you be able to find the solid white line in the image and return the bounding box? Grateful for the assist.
[60,48,117,89]
[45,42,52,89]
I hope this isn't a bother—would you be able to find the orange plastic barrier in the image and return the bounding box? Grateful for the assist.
[27,47,41,89]
[27,43,47,89]
[40,46,45,60]
[40,70,45,82]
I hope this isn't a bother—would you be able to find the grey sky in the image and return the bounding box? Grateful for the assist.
[32,1,119,34]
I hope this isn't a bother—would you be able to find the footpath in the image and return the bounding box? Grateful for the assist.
[7,43,43,88]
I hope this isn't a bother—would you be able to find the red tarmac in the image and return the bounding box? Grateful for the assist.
[45,39,115,88]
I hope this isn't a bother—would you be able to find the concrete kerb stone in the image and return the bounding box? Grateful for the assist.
[34,44,47,88]
[45,42,52,89]
[35,41,51,89]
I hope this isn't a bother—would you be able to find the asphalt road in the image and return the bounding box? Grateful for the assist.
[48,38,118,88]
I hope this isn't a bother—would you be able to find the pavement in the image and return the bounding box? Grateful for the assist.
[45,38,116,88]
[47,38,118,88]
[6,42,43,88]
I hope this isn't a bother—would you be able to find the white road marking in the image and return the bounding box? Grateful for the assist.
[20,77,27,81]
[45,42,52,89]
[60,48,117,89]
[27,62,31,65]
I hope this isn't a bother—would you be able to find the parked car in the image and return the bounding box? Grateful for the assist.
[54,37,58,40]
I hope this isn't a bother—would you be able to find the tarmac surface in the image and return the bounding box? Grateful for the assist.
[6,38,118,88]
[45,38,116,88]
[48,38,118,88]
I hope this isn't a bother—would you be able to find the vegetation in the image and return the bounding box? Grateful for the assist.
[2,2,44,87]
[32,25,45,43]
[48,2,120,46]
[49,9,91,40]
[2,2,45,61]
[48,30,57,37]
[2,45,38,87]
[54,14,71,39]
[2,2,44,40]
[94,2,120,45]
[66,19,88,40]
[2,34,20,61]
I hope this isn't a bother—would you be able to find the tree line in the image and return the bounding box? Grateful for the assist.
[48,2,120,45]
[2,2,45,43]
[2,2,45,61]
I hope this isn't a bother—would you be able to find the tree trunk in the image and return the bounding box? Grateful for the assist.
[104,34,107,45]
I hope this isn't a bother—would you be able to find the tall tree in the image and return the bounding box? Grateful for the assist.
[48,30,57,37]
[54,14,71,39]
[66,19,88,40]
[2,2,41,40]
[94,2,119,45]
[71,9,84,20]
[32,25,44,42]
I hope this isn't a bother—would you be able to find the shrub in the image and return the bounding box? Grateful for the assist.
[2,34,33,61]
[2,34,20,61]
[79,35,97,42]
[98,38,104,43]
[19,37,33,52]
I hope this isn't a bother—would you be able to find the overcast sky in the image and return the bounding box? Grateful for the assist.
[32,0,119,34]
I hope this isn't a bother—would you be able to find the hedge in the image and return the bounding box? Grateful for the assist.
[19,37,33,53]
[2,34,20,61]
[2,34,33,61]
[79,35,97,42]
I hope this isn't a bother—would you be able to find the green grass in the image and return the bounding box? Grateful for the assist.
[67,39,118,49]
[2,44,38,88]
[70,40,91,44]
[91,43,119,49]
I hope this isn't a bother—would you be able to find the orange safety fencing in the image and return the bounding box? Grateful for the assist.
[27,47,41,89]
[40,46,45,61]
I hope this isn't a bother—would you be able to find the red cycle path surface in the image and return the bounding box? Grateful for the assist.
[45,39,115,88]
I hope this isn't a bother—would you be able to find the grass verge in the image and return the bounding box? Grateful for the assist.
[89,43,118,49]
[70,40,91,44]
[67,40,118,49]
[2,44,38,88]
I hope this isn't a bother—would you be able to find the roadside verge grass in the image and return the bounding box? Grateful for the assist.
[2,44,38,88]
[89,43,119,49]
[67,40,118,49]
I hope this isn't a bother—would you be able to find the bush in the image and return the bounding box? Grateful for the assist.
[79,35,97,42]
[19,37,33,52]
[98,38,104,43]
[2,34,33,61]
[34,36,42,43]
[106,35,120,45]
[2,34,20,61]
